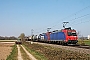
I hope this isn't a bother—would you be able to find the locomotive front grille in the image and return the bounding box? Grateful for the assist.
[68,40,78,44]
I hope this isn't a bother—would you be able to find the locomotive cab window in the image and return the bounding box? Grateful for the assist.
[68,32,72,36]
[72,32,77,36]
[68,32,77,36]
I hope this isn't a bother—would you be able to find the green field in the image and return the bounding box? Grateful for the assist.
[78,40,90,45]
[6,44,18,60]
[24,42,90,60]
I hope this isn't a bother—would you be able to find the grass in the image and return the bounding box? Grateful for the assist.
[23,42,90,60]
[23,44,47,60]
[78,40,90,45]
[20,45,30,60]
[0,40,17,42]
[6,44,18,60]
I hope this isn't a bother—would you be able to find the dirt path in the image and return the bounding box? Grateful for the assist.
[17,45,23,60]
[21,45,37,60]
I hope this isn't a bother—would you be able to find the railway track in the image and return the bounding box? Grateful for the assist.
[66,44,90,49]
[33,41,90,49]
[26,41,90,49]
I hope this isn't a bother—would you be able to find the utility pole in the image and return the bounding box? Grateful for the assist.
[63,22,69,28]
[31,29,34,36]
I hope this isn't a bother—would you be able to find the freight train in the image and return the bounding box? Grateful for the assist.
[29,27,78,45]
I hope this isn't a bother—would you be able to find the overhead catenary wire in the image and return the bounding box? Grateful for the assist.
[50,6,90,28]
[33,6,90,35]
[70,15,90,25]
[35,16,90,35]
[51,13,90,30]
[70,19,90,26]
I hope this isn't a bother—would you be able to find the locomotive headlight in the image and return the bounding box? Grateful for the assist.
[74,36,76,37]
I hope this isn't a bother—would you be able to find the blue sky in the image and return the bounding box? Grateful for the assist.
[0,0,90,37]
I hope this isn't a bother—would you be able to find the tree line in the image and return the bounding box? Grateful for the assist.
[0,33,26,40]
[0,36,18,40]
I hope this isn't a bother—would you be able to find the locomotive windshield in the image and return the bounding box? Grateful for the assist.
[68,32,77,36]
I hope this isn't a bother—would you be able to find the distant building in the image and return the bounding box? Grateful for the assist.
[88,35,90,40]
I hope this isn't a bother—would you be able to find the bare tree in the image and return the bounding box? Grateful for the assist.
[19,33,25,43]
